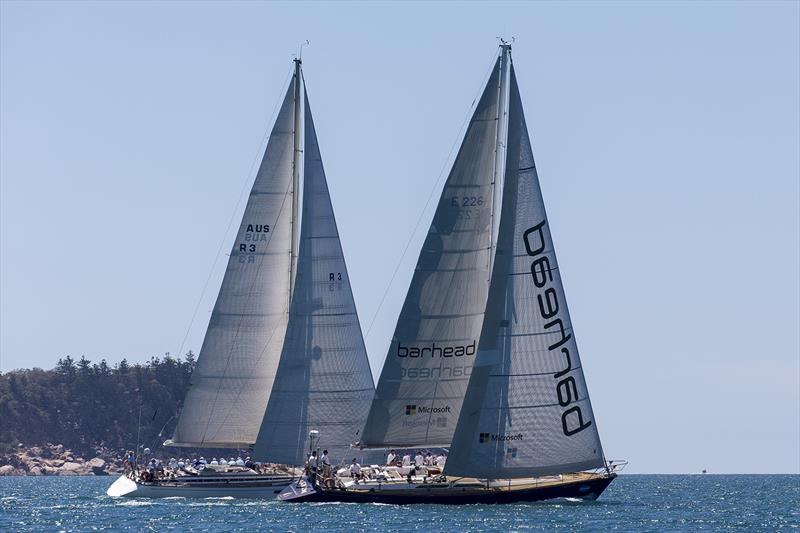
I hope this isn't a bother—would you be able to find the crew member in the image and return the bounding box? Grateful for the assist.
[321,450,332,483]
[349,458,361,482]
[307,451,318,485]
[414,451,424,467]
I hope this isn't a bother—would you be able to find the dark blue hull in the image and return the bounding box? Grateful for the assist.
[281,473,616,505]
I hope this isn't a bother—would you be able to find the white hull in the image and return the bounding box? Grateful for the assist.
[107,473,295,499]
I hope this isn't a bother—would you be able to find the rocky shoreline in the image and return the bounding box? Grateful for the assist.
[0,444,125,476]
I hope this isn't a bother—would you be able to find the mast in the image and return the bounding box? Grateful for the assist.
[489,42,512,279]
[290,58,302,301]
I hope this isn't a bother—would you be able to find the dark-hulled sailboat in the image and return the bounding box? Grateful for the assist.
[279,43,623,505]
[108,57,375,498]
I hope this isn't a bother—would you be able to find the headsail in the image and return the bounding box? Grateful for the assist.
[445,60,605,478]
[359,62,501,448]
[169,78,297,448]
[253,88,375,465]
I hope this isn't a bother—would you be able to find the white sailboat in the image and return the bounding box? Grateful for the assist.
[279,43,623,504]
[108,57,375,498]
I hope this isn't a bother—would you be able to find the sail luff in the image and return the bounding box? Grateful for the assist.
[289,59,302,302]
[489,45,511,279]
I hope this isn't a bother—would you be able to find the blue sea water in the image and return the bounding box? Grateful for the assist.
[0,475,797,532]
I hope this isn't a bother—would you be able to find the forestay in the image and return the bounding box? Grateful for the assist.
[169,80,297,448]
[253,90,375,465]
[445,67,605,478]
[359,62,501,448]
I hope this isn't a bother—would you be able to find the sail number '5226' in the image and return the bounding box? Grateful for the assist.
[451,196,485,207]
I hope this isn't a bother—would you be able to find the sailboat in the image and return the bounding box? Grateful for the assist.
[107,57,375,498]
[279,43,623,504]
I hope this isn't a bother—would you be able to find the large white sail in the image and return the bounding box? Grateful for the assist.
[252,89,375,465]
[169,79,297,448]
[359,62,501,448]
[445,63,605,478]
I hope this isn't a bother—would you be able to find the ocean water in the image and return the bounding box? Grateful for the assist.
[0,475,797,532]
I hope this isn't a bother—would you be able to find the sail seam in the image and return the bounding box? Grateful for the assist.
[500,328,573,338]
[480,396,591,411]
[489,366,582,378]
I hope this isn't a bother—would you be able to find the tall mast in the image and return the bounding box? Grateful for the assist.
[488,43,512,278]
[289,58,302,301]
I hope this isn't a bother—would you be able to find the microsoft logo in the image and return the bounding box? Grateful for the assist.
[405,405,417,416]
[479,432,490,443]
[506,447,518,459]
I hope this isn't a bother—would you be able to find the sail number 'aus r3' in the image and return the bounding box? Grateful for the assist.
[238,223,270,263]
[523,220,593,438]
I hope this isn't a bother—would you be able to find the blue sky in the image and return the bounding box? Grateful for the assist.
[1,1,798,473]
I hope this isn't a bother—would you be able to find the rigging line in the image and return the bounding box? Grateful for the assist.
[363,48,501,341]
[173,63,295,367]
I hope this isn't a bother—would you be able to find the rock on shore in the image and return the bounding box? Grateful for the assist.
[0,444,124,476]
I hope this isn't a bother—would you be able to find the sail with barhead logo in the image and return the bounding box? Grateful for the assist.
[358,62,501,449]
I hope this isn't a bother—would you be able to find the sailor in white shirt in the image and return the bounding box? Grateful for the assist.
[320,449,332,486]
[307,451,318,485]
[386,450,396,466]
[436,454,446,467]
[402,452,411,467]
[414,452,424,467]
[349,458,362,481]
[424,453,433,467]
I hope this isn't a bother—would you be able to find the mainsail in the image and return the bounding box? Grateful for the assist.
[359,62,502,448]
[361,44,606,479]
[252,89,375,465]
[445,53,605,477]
[169,79,298,448]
